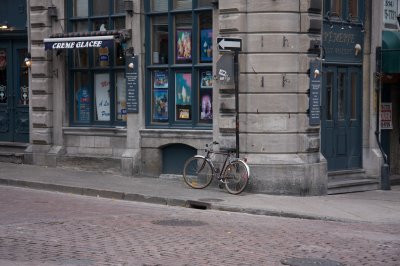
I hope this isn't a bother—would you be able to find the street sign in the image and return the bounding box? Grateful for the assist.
[217,37,242,51]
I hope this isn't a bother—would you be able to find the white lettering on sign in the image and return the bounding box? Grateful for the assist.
[383,0,399,29]
[51,40,103,49]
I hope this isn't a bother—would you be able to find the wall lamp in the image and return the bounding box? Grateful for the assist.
[48,5,58,20]
[124,0,133,16]
[24,53,32,68]
[0,21,10,30]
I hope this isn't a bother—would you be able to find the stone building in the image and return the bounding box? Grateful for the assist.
[1,0,398,195]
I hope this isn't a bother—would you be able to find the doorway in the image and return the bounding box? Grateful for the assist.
[321,66,362,171]
[0,40,29,143]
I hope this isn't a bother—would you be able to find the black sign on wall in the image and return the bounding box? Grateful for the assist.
[309,59,321,126]
[126,55,139,113]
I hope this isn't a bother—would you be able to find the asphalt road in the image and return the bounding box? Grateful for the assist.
[0,185,399,266]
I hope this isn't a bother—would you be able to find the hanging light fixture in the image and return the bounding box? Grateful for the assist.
[24,53,32,68]
[0,21,10,30]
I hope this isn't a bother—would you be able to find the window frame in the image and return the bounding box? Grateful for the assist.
[145,0,214,129]
[324,0,364,23]
[66,0,126,127]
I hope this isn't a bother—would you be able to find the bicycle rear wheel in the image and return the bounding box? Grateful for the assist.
[183,156,214,189]
[223,160,249,194]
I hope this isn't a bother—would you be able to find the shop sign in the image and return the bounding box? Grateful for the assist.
[383,0,399,30]
[309,59,321,126]
[126,55,139,113]
[44,36,115,50]
[322,24,364,64]
[381,102,393,129]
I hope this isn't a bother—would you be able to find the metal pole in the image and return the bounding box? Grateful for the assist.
[234,51,239,158]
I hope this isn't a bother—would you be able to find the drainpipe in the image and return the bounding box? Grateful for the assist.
[375,47,390,190]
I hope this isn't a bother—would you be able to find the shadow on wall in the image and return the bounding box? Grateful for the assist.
[162,144,197,175]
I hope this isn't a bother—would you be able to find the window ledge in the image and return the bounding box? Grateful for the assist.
[63,126,127,137]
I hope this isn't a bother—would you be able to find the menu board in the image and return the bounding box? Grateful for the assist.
[126,55,139,113]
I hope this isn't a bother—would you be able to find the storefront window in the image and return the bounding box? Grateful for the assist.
[324,0,363,21]
[146,0,213,127]
[68,0,126,126]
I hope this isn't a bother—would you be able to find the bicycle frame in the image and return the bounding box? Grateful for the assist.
[200,149,236,181]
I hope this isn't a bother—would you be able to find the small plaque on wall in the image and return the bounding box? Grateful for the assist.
[309,59,321,126]
[126,55,139,113]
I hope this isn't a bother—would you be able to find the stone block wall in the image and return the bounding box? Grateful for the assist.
[215,0,327,195]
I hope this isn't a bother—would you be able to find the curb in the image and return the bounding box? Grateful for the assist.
[0,178,346,223]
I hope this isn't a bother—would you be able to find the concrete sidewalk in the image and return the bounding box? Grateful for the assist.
[0,162,399,224]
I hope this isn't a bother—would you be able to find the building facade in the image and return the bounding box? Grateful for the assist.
[1,0,398,195]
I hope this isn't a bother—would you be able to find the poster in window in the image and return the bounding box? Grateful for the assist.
[76,86,90,122]
[153,89,168,122]
[95,73,110,121]
[200,29,213,62]
[200,70,213,88]
[175,73,192,120]
[154,70,168,89]
[116,73,127,121]
[176,29,192,63]
[200,88,212,122]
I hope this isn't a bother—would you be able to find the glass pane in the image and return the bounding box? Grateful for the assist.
[74,72,91,122]
[114,17,125,30]
[115,72,127,121]
[199,12,212,63]
[175,14,192,64]
[115,43,125,66]
[198,0,212,8]
[115,0,125,14]
[18,49,29,105]
[0,49,7,104]
[199,70,213,123]
[174,0,192,9]
[151,0,168,12]
[350,72,357,119]
[331,0,341,16]
[73,0,88,17]
[348,0,358,18]
[175,72,192,121]
[74,49,89,67]
[338,72,345,120]
[152,70,169,122]
[94,73,110,121]
[94,47,110,67]
[73,21,88,32]
[93,18,109,31]
[93,0,109,16]
[152,16,168,64]
[326,72,333,120]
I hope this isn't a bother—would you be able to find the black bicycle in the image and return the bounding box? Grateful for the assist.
[182,141,250,194]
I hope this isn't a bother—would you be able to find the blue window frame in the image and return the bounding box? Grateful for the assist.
[67,0,127,126]
[145,0,214,129]
[324,0,364,24]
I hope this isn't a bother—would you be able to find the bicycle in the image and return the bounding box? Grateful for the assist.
[182,141,250,195]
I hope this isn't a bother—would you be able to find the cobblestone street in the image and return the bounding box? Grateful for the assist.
[0,185,399,265]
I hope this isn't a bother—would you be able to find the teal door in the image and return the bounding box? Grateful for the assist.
[321,66,362,171]
[0,40,29,143]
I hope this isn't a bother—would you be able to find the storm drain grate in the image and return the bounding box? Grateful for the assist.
[281,257,344,266]
[152,219,208,227]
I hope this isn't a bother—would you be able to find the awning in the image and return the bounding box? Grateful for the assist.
[43,30,128,51]
[382,31,400,74]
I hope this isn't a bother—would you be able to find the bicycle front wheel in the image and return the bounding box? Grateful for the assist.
[223,160,250,194]
[183,156,214,189]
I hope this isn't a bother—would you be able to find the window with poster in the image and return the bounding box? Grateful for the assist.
[145,0,214,128]
[67,0,127,126]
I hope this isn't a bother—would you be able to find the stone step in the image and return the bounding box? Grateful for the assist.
[328,178,379,194]
[328,169,366,182]
[0,142,29,164]
[57,155,122,175]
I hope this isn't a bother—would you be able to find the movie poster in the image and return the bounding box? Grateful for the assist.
[200,70,213,88]
[200,29,212,62]
[154,70,168,89]
[153,89,168,122]
[176,29,192,63]
[199,88,212,122]
[175,73,192,120]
